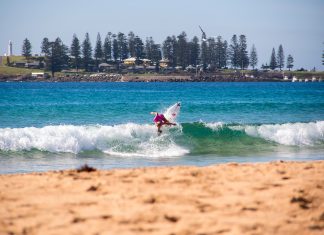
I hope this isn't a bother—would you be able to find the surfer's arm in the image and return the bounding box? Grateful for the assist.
[150,112,158,116]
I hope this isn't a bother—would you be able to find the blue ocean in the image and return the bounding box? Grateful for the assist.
[0,82,323,174]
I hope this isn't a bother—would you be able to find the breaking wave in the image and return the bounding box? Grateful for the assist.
[0,121,323,157]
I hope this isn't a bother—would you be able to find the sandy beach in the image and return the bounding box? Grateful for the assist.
[0,161,323,235]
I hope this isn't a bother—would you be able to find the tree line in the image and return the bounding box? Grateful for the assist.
[261,45,294,71]
[20,32,295,76]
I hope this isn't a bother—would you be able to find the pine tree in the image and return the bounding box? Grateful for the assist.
[287,54,294,71]
[144,37,161,63]
[249,44,258,70]
[238,35,249,69]
[215,36,222,69]
[128,31,136,58]
[112,34,119,61]
[134,36,144,59]
[41,37,50,57]
[82,32,92,72]
[162,36,178,67]
[103,32,112,62]
[221,40,228,68]
[22,38,32,60]
[207,38,216,68]
[151,43,162,63]
[269,48,277,70]
[189,36,200,66]
[215,36,228,69]
[277,44,284,70]
[94,33,103,67]
[70,34,81,71]
[229,35,239,69]
[144,37,154,59]
[117,32,128,60]
[47,38,69,77]
[171,36,178,67]
[177,32,188,69]
[162,36,175,66]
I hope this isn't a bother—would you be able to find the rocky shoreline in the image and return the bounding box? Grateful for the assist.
[0,71,323,82]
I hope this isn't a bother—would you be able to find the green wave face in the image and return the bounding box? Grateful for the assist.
[174,123,279,156]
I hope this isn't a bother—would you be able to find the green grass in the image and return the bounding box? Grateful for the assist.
[0,56,44,75]
[290,70,324,75]
[0,66,43,76]
[1,56,27,66]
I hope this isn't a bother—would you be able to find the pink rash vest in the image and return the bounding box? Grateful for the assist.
[153,113,165,123]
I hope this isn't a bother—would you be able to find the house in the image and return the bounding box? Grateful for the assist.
[185,65,195,72]
[127,65,145,73]
[123,57,137,66]
[159,59,169,68]
[145,66,156,72]
[14,61,26,68]
[142,59,151,66]
[123,58,153,67]
[98,63,116,72]
[25,61,41,69]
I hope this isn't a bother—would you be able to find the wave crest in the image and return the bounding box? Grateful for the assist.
[0,124,188,157]
[244,121,324,146]
[0,121,323,156]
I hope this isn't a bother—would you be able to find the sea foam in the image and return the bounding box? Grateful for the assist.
[244,121,324,146]
[1,121,323,156]
[204,121,324,146]
[0,123,188,157]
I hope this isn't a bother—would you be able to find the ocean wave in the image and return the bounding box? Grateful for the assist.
[244,121,324,146]
[204,121,324,146]
[0,123,188,157]
[0,121,323,156]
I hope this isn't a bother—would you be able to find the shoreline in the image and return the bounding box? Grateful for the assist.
[1,71,323,82]
[1,160,323,234]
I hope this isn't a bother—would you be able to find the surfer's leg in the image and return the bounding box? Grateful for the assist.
[156,122,163,133]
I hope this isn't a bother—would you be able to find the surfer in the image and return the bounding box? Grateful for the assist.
[150,112,176,134]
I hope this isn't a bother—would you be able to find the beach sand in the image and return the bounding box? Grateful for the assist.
[0,161,323,235]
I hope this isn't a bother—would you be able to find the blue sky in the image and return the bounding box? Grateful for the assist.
[1,0,323,70]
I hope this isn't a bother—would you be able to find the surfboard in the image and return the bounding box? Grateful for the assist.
[164,102,181,123]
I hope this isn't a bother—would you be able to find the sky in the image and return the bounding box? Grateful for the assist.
[0,0,323,70]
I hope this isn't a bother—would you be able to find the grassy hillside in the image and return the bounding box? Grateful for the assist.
[1,56,27,66]
[0,56,42,75]
[0,66,42,76]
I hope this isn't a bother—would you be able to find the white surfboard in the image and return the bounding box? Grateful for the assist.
[164,102,181,123]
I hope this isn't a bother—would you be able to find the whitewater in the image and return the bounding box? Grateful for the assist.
[1,121,323,156]
[0,82,323,173]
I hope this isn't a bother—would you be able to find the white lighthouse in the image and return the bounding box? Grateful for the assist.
[8,40,13,56]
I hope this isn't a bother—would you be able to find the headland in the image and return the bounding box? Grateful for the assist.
[1,70,323,82]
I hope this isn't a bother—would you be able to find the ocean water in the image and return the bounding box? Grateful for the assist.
[0,82,323,174]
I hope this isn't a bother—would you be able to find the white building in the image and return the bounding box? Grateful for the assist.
[8,40,13,56]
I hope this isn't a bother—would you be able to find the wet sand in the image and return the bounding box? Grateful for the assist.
[0,161,323,235]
